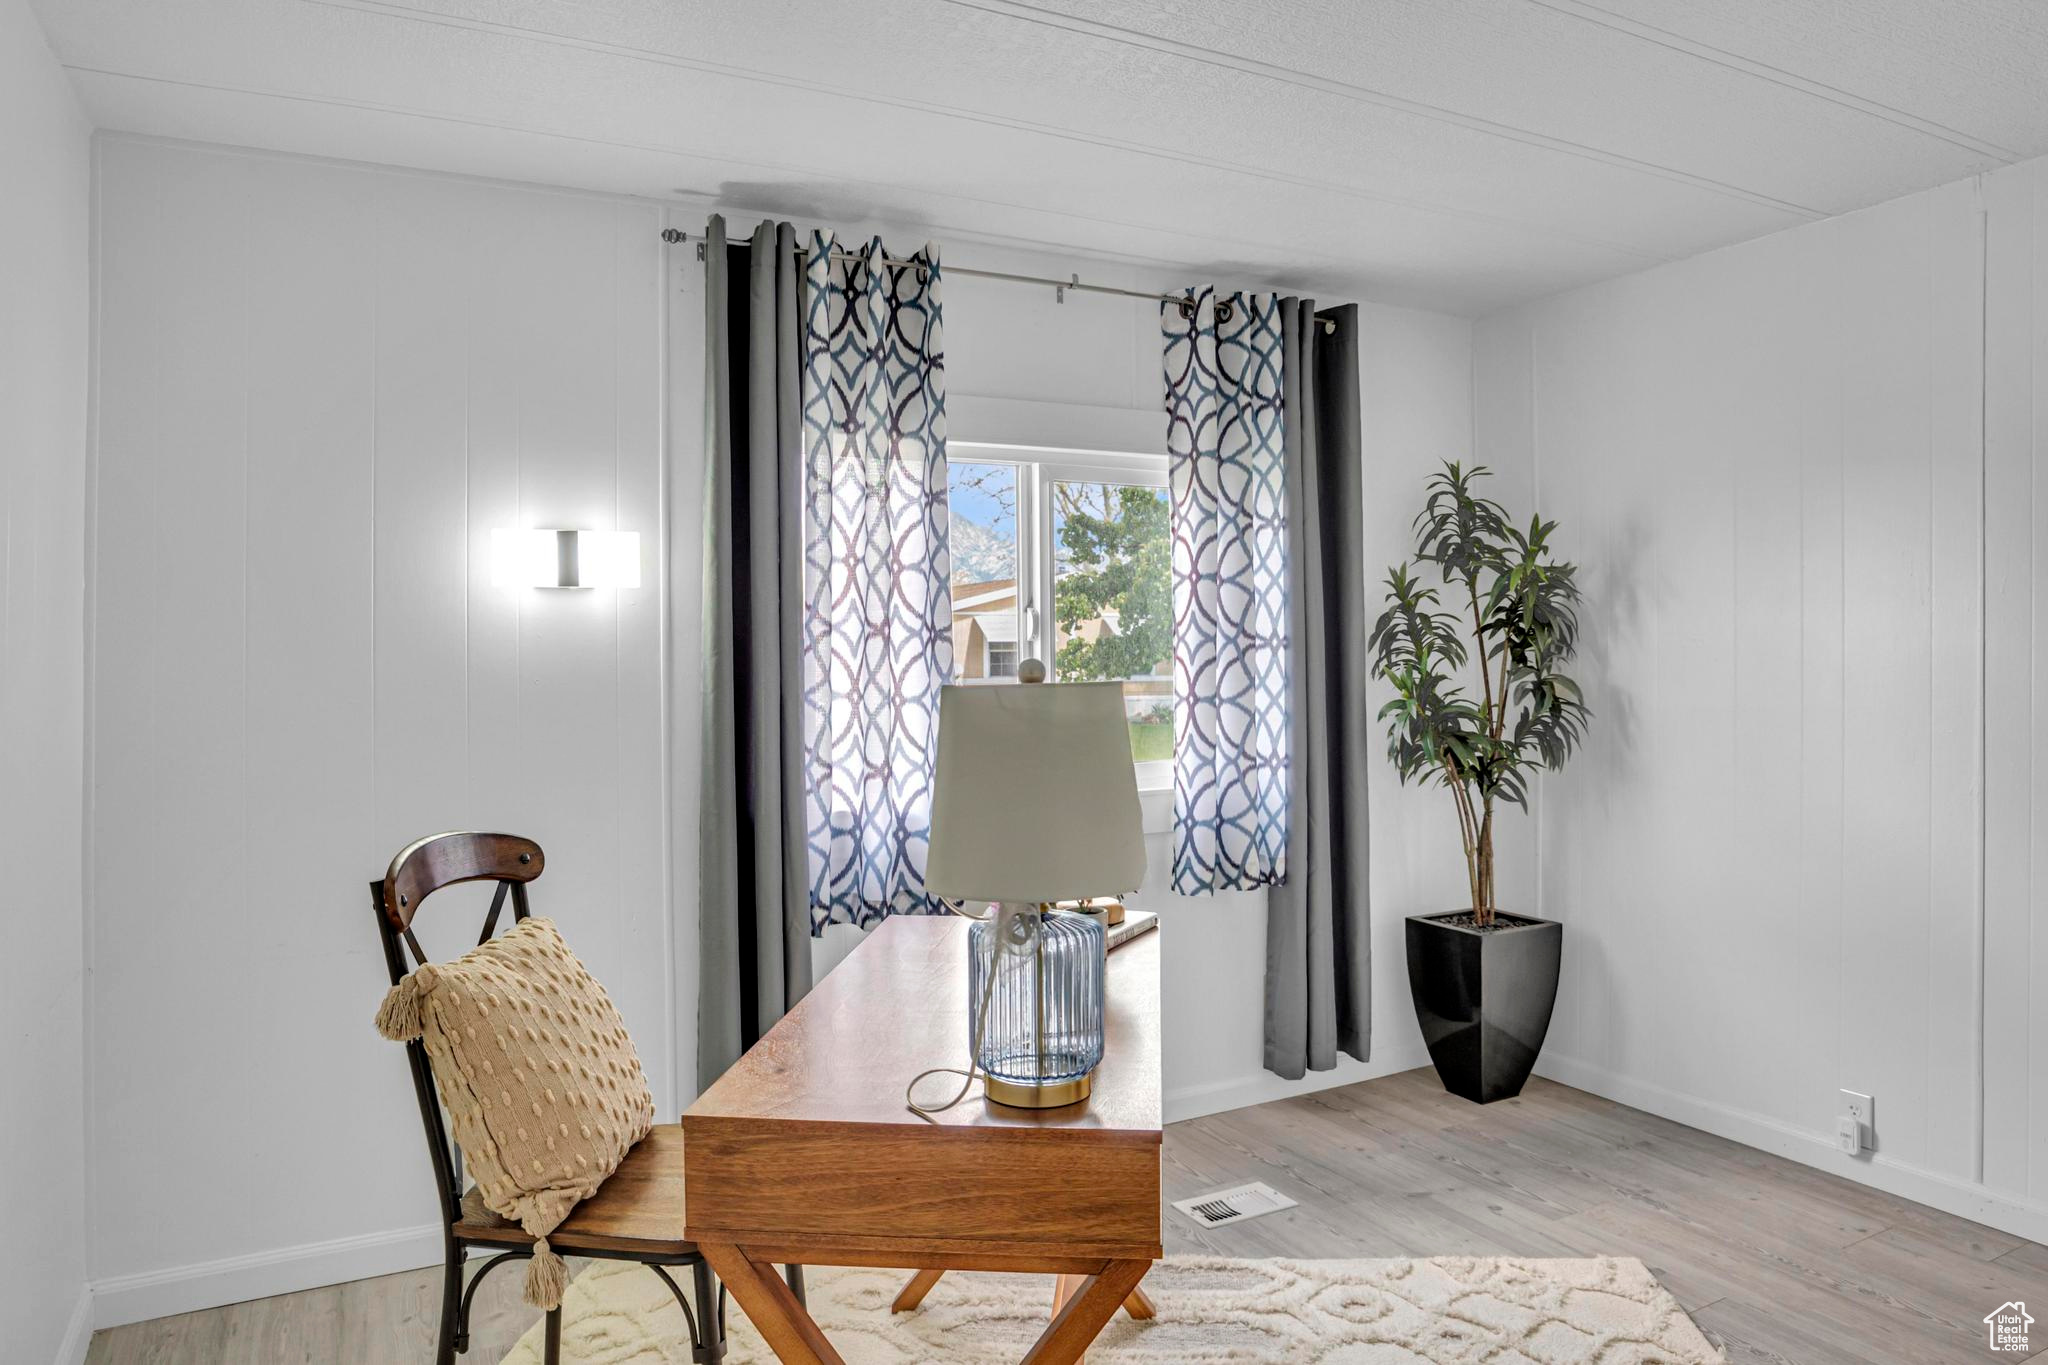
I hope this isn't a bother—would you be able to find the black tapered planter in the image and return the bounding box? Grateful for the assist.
[1406,912,1562,1104]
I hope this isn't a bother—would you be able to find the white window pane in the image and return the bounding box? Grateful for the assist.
[947,461,1020,684]
[1051,480,1173,763]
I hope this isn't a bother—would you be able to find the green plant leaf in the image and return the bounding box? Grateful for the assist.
[1367,459,1593,829]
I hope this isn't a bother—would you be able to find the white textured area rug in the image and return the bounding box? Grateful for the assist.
[503,1255,1723,1363]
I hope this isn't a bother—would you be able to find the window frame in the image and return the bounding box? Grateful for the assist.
[952,442,1173,791]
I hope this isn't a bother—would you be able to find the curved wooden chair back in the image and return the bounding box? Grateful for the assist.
[379,829,545,929]
[368,831,548,1230]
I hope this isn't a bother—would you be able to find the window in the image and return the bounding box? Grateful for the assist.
[947,460,1021,685]
[947,445,1172,787]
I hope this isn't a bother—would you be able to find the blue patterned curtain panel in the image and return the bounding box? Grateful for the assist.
[1164,287,1290,894]
[800,233,952,932]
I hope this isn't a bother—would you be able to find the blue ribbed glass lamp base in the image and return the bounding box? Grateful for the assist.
[969,907,1105,1109]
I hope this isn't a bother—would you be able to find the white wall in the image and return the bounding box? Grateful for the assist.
[1475,158,2048,1242]
[1984,156,2048,1224]
[83,143,1484,1322]
[1,1,93,1360]
[87,136,670,1325]
[63,92,2048,1344]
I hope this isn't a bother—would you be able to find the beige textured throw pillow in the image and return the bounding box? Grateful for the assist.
[375,916,655,1309]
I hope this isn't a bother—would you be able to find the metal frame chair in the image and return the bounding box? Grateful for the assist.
[370,830,802,1364]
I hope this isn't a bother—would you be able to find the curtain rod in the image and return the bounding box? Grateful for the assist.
[659,228,1335,333]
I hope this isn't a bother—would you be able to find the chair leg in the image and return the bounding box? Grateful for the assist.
[543,1306,561,1365]
[435,1243,463,1364]
[784,1263,806,1308]
[693,1259,725,1363]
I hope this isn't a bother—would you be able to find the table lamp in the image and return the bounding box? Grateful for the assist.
[925,668,1147,1108]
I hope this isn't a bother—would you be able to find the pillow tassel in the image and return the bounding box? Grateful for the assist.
[373,968,433,1041]
[524,1236,568,1311]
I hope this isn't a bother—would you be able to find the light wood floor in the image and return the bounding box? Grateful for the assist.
[88,1068,2048,1364]
[1164,1069,2048,1364]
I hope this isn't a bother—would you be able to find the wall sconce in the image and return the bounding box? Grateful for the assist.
[491,529,641,590]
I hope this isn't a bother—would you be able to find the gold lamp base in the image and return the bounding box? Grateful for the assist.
[984,1071,1094,1109]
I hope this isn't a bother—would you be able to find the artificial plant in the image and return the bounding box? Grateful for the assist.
[1368,462,1589,926]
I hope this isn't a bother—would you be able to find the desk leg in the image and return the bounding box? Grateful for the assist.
[699,1242,845,1365]
[898,1268,1153,1322]
[1021,1260,1151,1365]
[1050,1275,1090,1364]
[891,1268,946,1313]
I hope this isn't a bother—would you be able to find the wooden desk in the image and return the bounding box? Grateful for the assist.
[683,915,1162,1364]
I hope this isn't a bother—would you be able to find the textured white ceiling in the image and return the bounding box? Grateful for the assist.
[34,0,2048,313]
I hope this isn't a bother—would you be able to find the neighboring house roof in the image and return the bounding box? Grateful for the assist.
[966,610,1018,645]
[951,579,1017,612]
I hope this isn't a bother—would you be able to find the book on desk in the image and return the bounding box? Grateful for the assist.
[1107,908,1157,951]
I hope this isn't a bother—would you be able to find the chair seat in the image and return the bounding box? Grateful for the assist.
[455,1123,693,1257]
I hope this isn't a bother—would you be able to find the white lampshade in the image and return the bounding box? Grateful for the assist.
[925,680,1146,905]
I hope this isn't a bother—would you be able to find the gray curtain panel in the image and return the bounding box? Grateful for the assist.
[1265,299,1372,1079]
[698,215,815,1090]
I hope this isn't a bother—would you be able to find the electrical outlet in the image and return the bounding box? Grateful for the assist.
[1838,1089,1873,1153]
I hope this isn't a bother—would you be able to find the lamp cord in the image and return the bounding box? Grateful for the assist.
[903,899,1011,1121]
